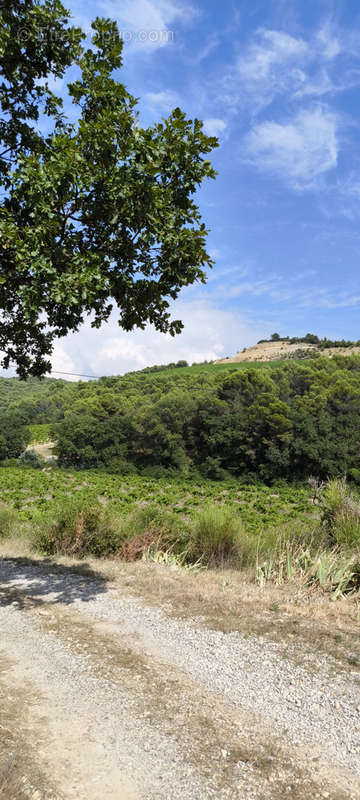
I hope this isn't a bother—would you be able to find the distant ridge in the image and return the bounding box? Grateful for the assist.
[215,338,360,364]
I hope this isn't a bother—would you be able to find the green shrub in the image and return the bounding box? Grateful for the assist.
[187,505,255,567]
[113,505,189,561]
[104,458,138,475]
[18,449,44,469]
[199,457,230,481]
[120,505,187,555]
[349,468,360,485]
[321,479,360,547]
[33,499,124,558]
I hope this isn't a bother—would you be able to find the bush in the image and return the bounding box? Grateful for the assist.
[33,499,124,557]
[199,457,230,481]
[321,479,360,547]
[118,505,187,560]
[0,413,30,460]
[18,449,44,469]
[187,505,255,567]
[349,468,360,485]
[103,457,138,475]
[28,423,52,444]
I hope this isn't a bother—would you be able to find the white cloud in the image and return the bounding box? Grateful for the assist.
[217,21,360,116]
[51,343,78,381]
[245,107,339,189]
[42,301,263,379]
[191,34,220,65]
[319,172,360,220]
[234,28,308,110]
[294,69,334,98]
[316,23,341,60]
[145,90,180,113]
[238,29,308,83]
[98,0,197,51]
[299,288,360,309]
[203,118,228,137]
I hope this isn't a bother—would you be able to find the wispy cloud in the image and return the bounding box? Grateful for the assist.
[316,22,341,60]
[238,28,307,83]
[228,277,295,303]
[190,34,220,65]
[215,273,360,312]
[300,289,360,309]
[145,90,181,113]
[216,20,360,116]
[203,118,228,137]
[234,27,309,112]
[244,106,339,190]
[318,171,360,220]
[98,0,198,51]
[72,0,198,50]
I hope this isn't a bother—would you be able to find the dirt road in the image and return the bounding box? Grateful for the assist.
[0,556,359,800]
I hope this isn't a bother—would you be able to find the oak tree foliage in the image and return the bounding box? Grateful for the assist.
[0,1,218,376]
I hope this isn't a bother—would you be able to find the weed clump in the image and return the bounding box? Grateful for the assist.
[33,499,124,558]
[187,506,255,567]
[118,506,187,561]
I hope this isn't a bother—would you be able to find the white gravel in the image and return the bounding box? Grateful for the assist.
[1,556,360,799]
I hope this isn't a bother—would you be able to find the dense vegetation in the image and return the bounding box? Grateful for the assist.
[3,354,360,482]
[0,466,359,597]
[0,465,310,530]
[1,358,360,596]
[0,412,29,461]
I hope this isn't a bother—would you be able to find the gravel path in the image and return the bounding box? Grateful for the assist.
[0,556,359,800]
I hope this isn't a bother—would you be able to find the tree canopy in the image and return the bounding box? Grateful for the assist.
[3,356,360,482]
[0,2,218,377]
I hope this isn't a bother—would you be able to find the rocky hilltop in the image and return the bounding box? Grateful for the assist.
[215,339,360,364]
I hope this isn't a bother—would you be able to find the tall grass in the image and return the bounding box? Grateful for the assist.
[187,505,256,567]
[117,505,186,561]
[321,478,360,547]
[0,504,24,540]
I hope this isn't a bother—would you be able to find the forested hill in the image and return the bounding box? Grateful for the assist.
[2,355,360,482]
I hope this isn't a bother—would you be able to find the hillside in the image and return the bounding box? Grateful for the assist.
[215,338,360,364]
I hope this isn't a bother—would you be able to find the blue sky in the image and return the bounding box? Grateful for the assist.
[9,0,360,377]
